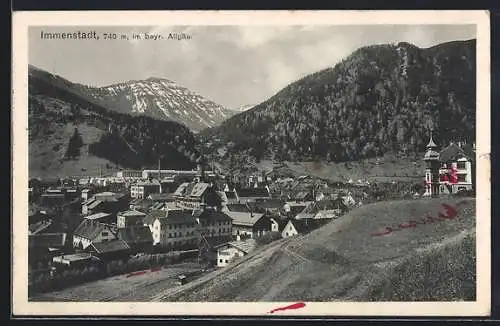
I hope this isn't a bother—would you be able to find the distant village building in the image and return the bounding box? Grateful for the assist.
[81,191,128,216]
[72,219,117,250]
[235,187,272,204]
[423,133,475,196]
[52,253,95,269]
[88,239,130,261]
[116,210,146,228]
[172,182,217,210]
[130,180,162,199]
[118,226,154,254]
[280,218,328,238]
[116,170,143,178]
[81,189,93,201]
[223,204,270,239]
[215,238,257,268]
[83,212,113,224]
[194,209,233,245]
[150,210,199,250]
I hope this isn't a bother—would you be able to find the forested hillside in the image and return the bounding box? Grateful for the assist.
[29,66,201,176]
[204,39,476,162]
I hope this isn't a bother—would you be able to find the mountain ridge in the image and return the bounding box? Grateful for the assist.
[28,66,202,178]
[201,39,476,163]
[28,65,233,132]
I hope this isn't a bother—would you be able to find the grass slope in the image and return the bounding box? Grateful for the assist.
[29,122,120,179]
[160,197,476,302]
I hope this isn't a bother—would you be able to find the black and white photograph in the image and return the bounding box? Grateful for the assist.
[12,10,490,316]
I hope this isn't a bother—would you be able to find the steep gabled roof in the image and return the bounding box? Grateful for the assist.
[439,143,475,163]
[287,218,327,234]
[74,220,113,240]
[145,209,169,225]
[196,209,233,222]
[84,212,111,220]
[226,203,251,212]
[118,226,153,246]
[91,239,130,254]
[226,211,265,227]
[29,232,67,249]
[237,188,270,198]
[118,210,146,217]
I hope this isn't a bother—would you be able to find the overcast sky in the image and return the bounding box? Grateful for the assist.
[29,25,476,108]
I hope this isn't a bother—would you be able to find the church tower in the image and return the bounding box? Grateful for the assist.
[423,132,440,197]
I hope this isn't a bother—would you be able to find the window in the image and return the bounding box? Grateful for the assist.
[225,260,228,263]
[457,174,467,182]
[169,225,172,229]
[102,231,108,236]
[457,161,466,169]
[219,259,223,263]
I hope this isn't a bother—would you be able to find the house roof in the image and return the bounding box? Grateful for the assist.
[226,203,251,212]
[173,182,190,196]
[118,210,146,217]
[144,209,166,225]
[74,220,112,240]
[29,233,67,249]
[195,209,233,222]
[148,193,174,201]
[84,212,111,220]
[226,211,265,227]
[134,180,161,186]
[87,199,104,210]
[91,239,130,254]
[294,191,311,200]
[29,219,54,235]
[118,226,153,245]
[237,188,270,198]
[218,238,257,254]
[286,218,326,234]
[53,253,92,263]
[439,143,475,163]
[130,198,145,205]
[165,210,196,223]
[303,199,347,214]
[255,199,285,209]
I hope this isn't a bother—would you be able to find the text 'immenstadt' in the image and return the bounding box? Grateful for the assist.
[39,31,193,41]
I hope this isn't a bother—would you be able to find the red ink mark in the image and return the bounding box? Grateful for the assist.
[439,204,458,220]
[150,267,162,272]
[270,302,306,314]
[398,221,417,229]
[369,203,461,237]
[370,227,393,237]
[126,270,147,278]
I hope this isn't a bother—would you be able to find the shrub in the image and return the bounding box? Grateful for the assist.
[255,231,282,246]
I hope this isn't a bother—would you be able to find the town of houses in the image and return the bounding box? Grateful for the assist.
[28,137,475,288]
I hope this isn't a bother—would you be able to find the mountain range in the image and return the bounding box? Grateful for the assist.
[202,39,476,163]
[28,38,476,177]
[80,78,234,132]
[28,65,202,178]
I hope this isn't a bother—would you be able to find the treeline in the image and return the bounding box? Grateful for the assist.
[209,40,476,162]
[29,68,201,170]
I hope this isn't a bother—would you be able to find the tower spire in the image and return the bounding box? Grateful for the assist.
[426,130,437,149]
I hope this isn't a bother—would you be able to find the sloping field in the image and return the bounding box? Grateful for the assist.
[158,197,476,302]
[29,122,120,179]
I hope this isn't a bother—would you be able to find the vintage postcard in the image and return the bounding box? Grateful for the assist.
[12,10,491,317]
